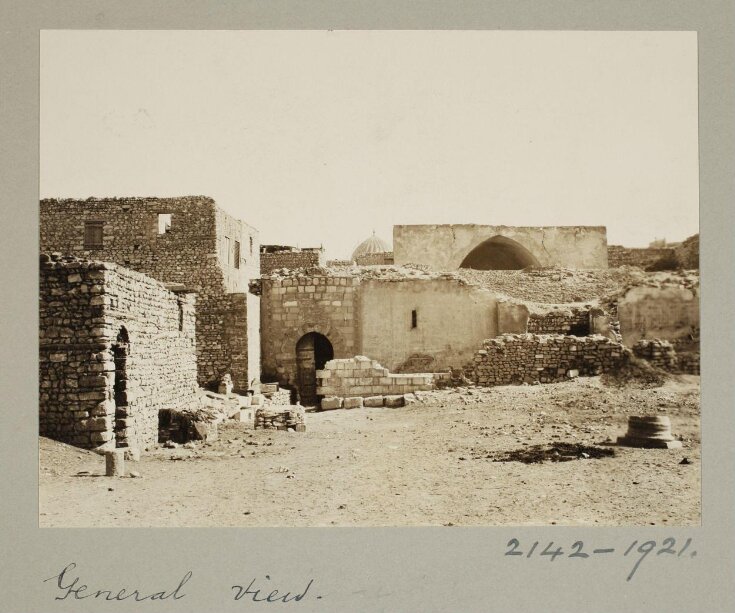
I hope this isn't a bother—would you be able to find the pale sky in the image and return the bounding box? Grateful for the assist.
[40,30,699,259]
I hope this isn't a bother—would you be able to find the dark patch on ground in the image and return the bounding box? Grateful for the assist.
[488,443,615,464]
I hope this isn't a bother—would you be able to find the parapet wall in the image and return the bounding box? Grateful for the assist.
[470,334,628,386]
[260,250,325,274]
[317,356,433,398]
[39,255,199,450]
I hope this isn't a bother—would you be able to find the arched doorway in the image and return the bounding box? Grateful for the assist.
[295,332,334,406]
[113,327,130,446]
[460,235,541,270]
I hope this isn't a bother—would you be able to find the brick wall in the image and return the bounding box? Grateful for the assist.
[40,196,259,390]
[40,254,199,450]
[607,245,675,269]
[316,356,433,397]
[260,250,324,274]
[260,275,360,387]
[470,333,628,386]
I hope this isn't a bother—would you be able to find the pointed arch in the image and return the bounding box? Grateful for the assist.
[459,235,541,270]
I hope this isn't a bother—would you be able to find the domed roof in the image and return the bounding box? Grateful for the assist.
[351,231,391,261]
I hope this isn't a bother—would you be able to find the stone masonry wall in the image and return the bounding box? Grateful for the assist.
[260,275,360,387]
[527,306,591,335]
[40,254,198,450]
[317,356,433,398]
[470,334,629,386]
[607,245,675,269]
[40,196,259,390]
[260,250,325,274]
[356,251,394,266]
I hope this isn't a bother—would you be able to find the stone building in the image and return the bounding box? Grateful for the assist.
[393,224,609,270]
[39,196,260,391]
[40,254,199,450]
[259,266,611,405]
[260,245,325,274]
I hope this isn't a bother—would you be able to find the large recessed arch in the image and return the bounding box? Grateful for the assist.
[459,235,541,270]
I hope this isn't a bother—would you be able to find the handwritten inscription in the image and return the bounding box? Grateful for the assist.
[231,575,318,603]
[44,563,192,601]
[505,537,696,581]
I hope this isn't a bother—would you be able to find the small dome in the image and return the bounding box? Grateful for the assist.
[351,231,391,261]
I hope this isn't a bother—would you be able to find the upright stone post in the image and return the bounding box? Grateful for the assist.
[105,449,125,476]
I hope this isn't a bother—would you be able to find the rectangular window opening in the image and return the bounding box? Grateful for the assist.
[224,236,231,265]
[411,309,418,329]
[84,221,104,249]
[249,236,253,255]
[158,213,172,234]
[234,240,241,269]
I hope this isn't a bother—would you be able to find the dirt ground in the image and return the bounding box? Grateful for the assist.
[39,375,700,527]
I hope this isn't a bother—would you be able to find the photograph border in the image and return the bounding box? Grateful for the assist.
[1,1,733,611]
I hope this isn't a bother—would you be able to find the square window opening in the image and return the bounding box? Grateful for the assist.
[84,221,104,249]
[158,213,172,234]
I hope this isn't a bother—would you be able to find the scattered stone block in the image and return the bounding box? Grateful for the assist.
[321,397,343,410]
[384,395,404,408]
[105,450,125,476]
[403,393,418,406]
[617,415,683,449]
[343,397,364,409]
[364,395,384,407]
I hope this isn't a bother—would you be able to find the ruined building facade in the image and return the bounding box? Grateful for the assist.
[39,196,260,391]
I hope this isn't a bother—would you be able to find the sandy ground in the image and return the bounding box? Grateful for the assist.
[39,376,700,527]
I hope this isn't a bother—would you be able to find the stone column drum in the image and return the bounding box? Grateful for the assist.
[617,416,683,449]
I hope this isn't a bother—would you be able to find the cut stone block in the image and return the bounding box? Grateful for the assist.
[617,415,683,449]
[105,450,125,476]
[384,395,405,408]
[343,397,364,409]
[364,396,384,407]
[321,397,343,410]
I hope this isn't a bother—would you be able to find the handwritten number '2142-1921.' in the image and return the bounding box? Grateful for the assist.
[504,538,696,581]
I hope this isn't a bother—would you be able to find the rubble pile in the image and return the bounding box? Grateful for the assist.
[254,406,306,431]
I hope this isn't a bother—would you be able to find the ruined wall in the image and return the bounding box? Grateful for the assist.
[40,255,198,450]
[359,277,498,372]
[40,197,259,390]
[260,275,359,387]
[607,245,675,269]
[675,234,699,269]
[617,285,699,346]
[356,251,394,266]
[260,250,325,274]
[527,306,591,335]
[317,357,433,398]
[393,224,608,270]
[470,334,628,386]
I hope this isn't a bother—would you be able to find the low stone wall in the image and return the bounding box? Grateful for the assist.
[317,356,433,398]
[632,339,700,375]
[356,251,394,266]
[470,334,628,386]
[632,339,677,371]
[527,306,591,335]
[254,406,306,431]
[608,245,675,269]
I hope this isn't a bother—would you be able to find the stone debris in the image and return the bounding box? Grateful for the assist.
[254,406,306,431]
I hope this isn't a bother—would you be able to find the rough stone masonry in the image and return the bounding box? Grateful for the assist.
[39,254,199,450]
[39,196,261,391]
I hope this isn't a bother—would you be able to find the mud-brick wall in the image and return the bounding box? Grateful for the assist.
[260,275,360,387]
[470,333,628,386]
[260,250,324,274]
[527,307,591,335]
[39,255,198,450]
[317,357,433,398]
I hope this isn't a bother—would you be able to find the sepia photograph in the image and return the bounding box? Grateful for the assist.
[38,29,700,528]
